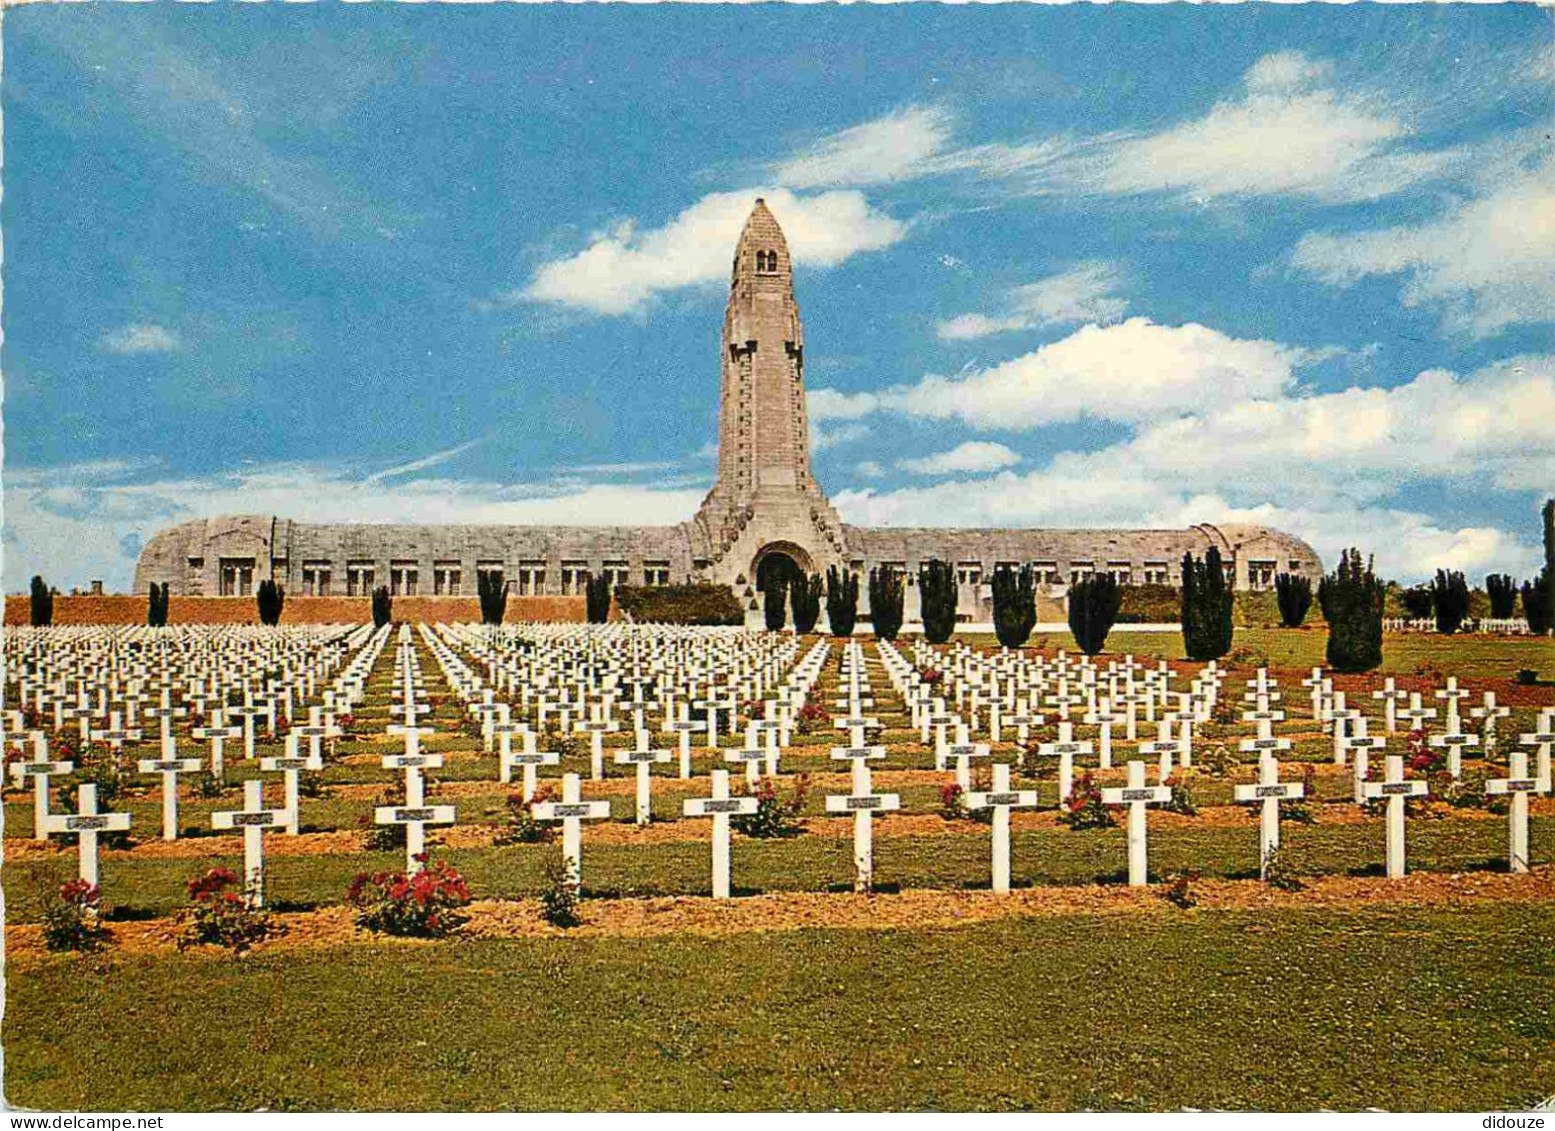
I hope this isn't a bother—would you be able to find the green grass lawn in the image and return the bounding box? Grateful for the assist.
[8,817,1550,923]
[996,628,1554,681]
[7,902,1552,1111]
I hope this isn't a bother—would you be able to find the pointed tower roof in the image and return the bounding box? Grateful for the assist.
[731,198,793,286]
[738,197,789,253]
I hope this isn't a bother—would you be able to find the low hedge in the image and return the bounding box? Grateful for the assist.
[614,584,745,626]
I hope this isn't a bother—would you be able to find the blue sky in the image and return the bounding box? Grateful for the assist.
[4,3,1552,591]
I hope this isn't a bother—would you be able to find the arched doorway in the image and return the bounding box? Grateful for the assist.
[755,550,805,597]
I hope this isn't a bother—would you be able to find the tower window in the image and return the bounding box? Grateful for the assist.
[756,250,778,274]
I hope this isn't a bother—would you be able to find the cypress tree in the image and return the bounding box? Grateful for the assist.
[825,566,859,637]
[1525,578,1552,634]
[1274,572,1313,628]
[29,575,53,627]
[990,564,1036,650]
[372,585,392,628]
[791,573,823,634]
[1429,569,1470,634]
[148,581,171,627]
[918,559,958,645]
[1542,498,1555,635]
[762,573,788,631]
[868,566,904,642]
[256,579,285,626]
[478,570,507,625]
[1400,586,1434,619]
[1067,573,1122,656]
[1180,547,1234,661]
[1320,549,1384,672]
[585,574,612,624]
[1485,574,1518,619]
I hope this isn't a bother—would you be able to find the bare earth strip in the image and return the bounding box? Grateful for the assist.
[8,865,1553,963]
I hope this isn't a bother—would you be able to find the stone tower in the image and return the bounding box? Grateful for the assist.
[693,199,847,595]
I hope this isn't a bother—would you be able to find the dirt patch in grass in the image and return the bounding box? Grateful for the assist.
[10,865,1553,963]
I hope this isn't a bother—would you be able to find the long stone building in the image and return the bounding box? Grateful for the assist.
[135,199,1322,621]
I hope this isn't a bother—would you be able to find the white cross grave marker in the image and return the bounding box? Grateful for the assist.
[683,768,759,899]
[211,779,294,907]
[965,763,1040,894]
[42,783,132,887]
[1360,753,1429,879]
[1100,761,1172,887]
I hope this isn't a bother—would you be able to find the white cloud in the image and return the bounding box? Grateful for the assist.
[1071,52,1458,203]
[4,461,706,593]
[897,441,1021,476]
[854,460,885,479]
[830,354,1555,582]
[101,324,180,355]
[1290,159,1555,338]
[938,262,1129,340]
[521,188,906,315]
[811,422,870,451]
[807,386,882,422]
[816,317,1329,430]
[775,106,955,189]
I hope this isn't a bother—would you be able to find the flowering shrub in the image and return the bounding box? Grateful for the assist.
[194,771,230,799]
[796,701,828,735]
[1261,846,1304,891]
[1162,772,1199,816]
[918,667,944,687]
[1196,742,1239,778]
[732,774,809,838]
[539,850,581,928]
[273,715,291,737]
[1161,869,1201,908]
[176,867,278,953]
[1406,728,1443,775]
[1057,772,1115,830]
[335,713,357,737]
[496,786,555,845]
[939,781,968,821]
[346,856,471,937]
[41,879,113,953]
[1283,764,1319,825]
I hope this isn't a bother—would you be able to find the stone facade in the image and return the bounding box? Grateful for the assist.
[135,199,1322,619]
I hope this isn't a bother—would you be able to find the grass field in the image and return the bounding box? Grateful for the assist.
[989,628,1554,681]
[7,902,1553,1111]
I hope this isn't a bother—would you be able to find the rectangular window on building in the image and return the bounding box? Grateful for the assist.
[1142,560,1170,586]
[1031,561,1060,587]
[603,560,631,588]
[302,560,332,597]
[390,560,418,597]
[1249,559,1278,591]
[433,561,461,597]
[514,561,544,596]
[219,557,256,597]
[956,561,983,587]
[346,561,374,597]
[1108,560,1133,585]
[1068,561,1095,586]
[643,560,671,587]
[1289,559,1303,573]
[560,561,590,596]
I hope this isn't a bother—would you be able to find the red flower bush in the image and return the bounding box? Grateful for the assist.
[918,667,944,686]
[1057,772,1116,830]
[177,866,278,953]
[347,856,471,937]
[796,700,828,735]
[42,879,112,952]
